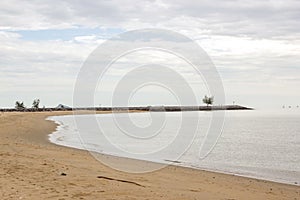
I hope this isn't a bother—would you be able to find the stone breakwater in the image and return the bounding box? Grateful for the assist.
[0,105,253,112]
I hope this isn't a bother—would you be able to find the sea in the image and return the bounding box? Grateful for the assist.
[47,109,300,185]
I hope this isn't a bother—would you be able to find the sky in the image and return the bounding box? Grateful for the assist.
[0,0,300,109]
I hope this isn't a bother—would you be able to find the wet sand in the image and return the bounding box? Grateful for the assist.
[0,112,299,199]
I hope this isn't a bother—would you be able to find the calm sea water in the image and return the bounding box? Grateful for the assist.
[48,110,300,185]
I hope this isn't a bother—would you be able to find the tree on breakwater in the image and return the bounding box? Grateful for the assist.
[15,101,26,110]
[32,99,40,109]
[203,95,214,106]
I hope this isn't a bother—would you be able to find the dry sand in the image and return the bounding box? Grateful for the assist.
[0,112,299,200]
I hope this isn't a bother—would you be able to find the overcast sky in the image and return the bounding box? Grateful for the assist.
[1,0,300,109]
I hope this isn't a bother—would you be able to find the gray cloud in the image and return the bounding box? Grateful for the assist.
[0,0,300,108]
[1,0,300,38]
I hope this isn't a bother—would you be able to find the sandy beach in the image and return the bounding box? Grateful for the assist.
[0,112,299,200]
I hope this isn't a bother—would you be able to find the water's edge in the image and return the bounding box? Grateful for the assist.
[46,115,299,186]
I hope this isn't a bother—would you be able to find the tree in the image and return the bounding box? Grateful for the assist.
[203,95,214,106]
[32,99,40,109]
[15,101,25,110]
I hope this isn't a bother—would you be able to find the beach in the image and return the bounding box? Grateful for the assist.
[0,112,299,200]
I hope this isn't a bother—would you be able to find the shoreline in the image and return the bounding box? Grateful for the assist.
[48,112,299,186]
[47,113,297,186]
[0,111,299,199]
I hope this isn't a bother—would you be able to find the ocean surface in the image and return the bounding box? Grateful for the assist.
[47,110,300,185]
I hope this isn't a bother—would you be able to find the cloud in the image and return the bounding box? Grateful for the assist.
[0,0,300,108]
[0,30,97,106]
[1,0,300,38]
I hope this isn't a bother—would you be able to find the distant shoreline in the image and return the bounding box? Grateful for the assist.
[0,104,253,112]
